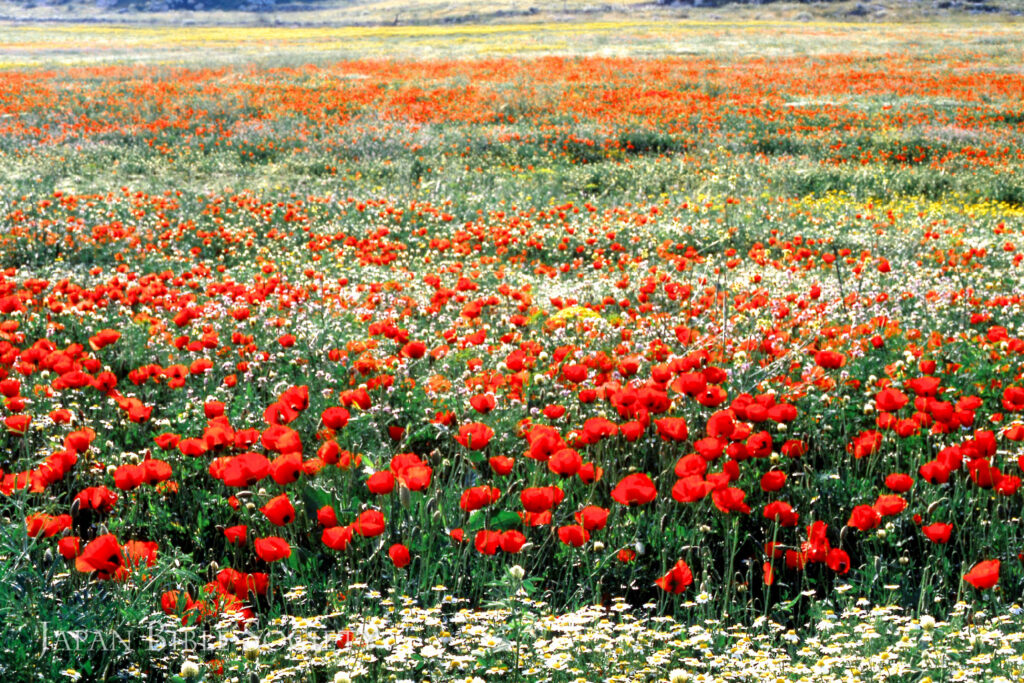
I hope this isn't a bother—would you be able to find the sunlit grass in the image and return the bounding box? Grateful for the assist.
[1,18,1024,66]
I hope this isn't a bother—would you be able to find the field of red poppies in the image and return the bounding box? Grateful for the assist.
[3,19,1024,682]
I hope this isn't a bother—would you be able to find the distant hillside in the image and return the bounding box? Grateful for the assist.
[0,0,1020,24]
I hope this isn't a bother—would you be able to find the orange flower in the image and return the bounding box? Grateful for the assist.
[655,559,693,593]
[254,536,291,563]
[75,534,124,580]
[963,559,1000,590]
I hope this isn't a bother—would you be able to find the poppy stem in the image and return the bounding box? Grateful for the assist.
[765,519,779,622]
[722,515,738,620]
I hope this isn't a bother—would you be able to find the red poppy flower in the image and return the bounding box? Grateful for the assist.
[578,462,603,484]
[470,394,496,414]
[234,428,260,449]
[557,525,590,547]
[610,473,657,506]
[963,559,1000,589]
[335,629,355,650]
[4,414,30,434]
[763,501,799,527]
[619,421,644,441]
[401,341,427,359]
[26,513,70,538]
[543,405,566,420]
[141,459,172,486]
[780,439,807,459]
[160,590,193,615]
[322,407,350,430]
[918,460,950,485]
[269,452,303,485]
[996,475,1021,496]
[876,388,909,412]
[499,530,526,553]
[695,386,728,407]
[655,559,693,593]
[884,473,914,493]
[826,548,850,574]
[254,536,292,563]
[221,452,270,487]
[224,525,248,545]
[261,424,302,453]
[367,471,396,495]
[460,485,501,512]
[352,509,385,537]
[581,417,617,443]
[322,525,354,551]
[58,536,81,560]
[922,522,952,544]
[0,379,19,398]
[75,486,118,514]
[847,505,881,531]
[674,454,707,478]
[398,464,432,491]
[672,475,713,503]
[176,438,207,458]
[760,470,786,492]
[124,399,152,423]
[75,534,124,579]
[474,529,501,555]
[873,494,907,517]
[265,401,300,425]
[520,486,564,512]
[1005,424,1024,441]
[711,487,750,514]
[548,448,582,477]
[1002,386,1024,412]
[317,506,338,528]
[260,494,296,526]
[525,425,565,461]
[122,540,158,569]
[967,458,1002,489]
[654,417,689,442]
[694,437,724,461]
[805,521,830,562]
[488,456,514,476]
[574,506,609,531]
[388,543,411,568]
[562,364,588,383]
[455,422,494,450]
[849,430,883,459]
[113,464,143,491]
[217,567,268,599]
[746,431,773,459]
[201,401,224,419]
[814,350,846,369]
[907,377,941,397]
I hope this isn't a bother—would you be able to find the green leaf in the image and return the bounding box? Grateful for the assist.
[465,510,521,533]
[300,485,331,515]
[466,511,486,533]
[491,511,522,530]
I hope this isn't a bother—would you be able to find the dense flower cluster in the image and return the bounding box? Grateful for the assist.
[3,27,1024,680]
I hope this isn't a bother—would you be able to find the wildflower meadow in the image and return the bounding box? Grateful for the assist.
[2,14,1024,683]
